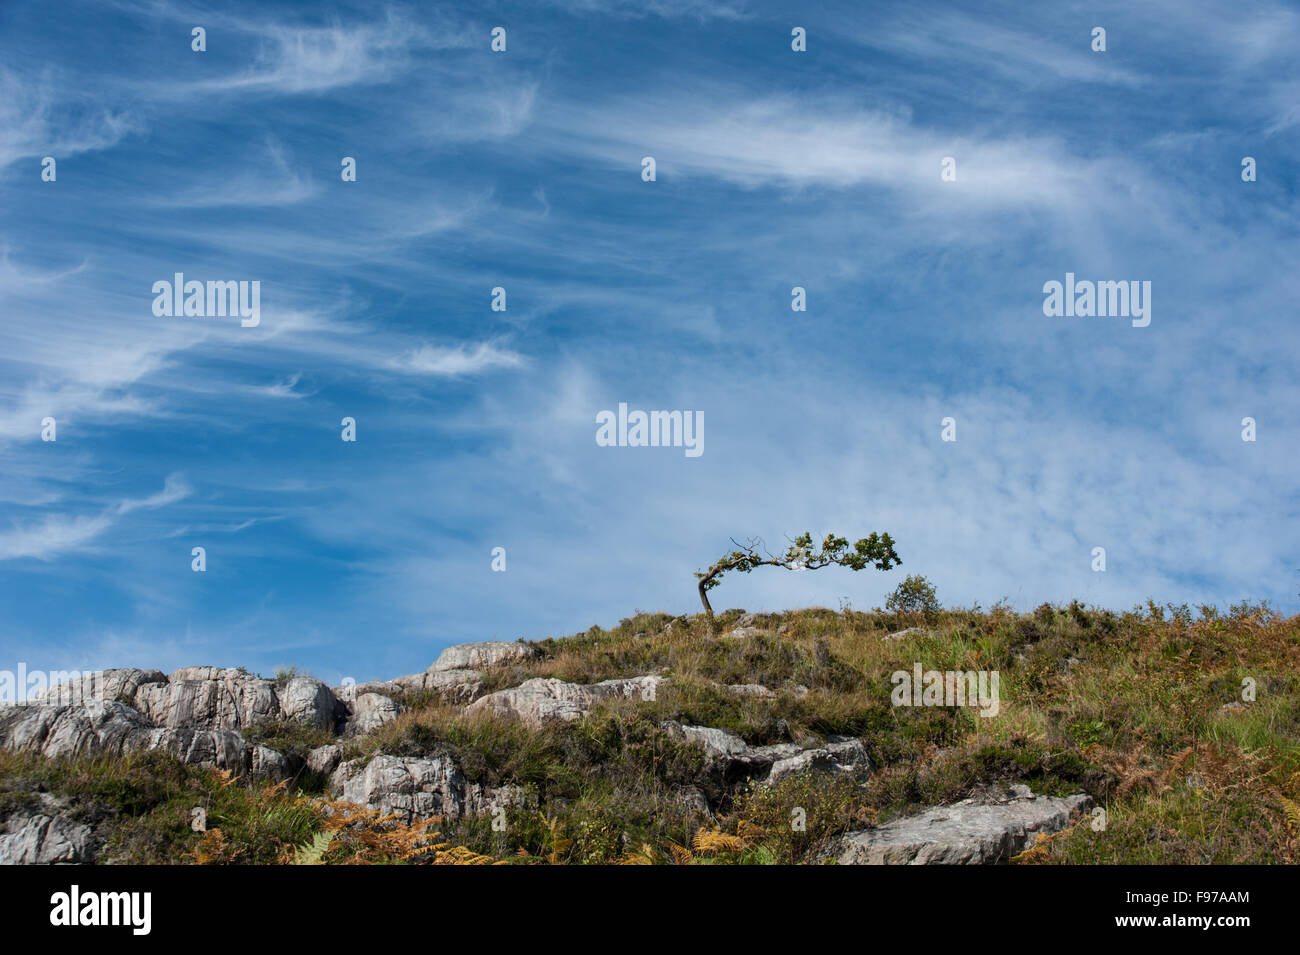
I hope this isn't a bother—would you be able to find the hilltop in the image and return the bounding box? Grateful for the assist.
[1,601,1297,865]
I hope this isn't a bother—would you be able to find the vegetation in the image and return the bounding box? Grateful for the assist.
[885,574,941,619]
[694,533,900,633]
[2,598,1298,864]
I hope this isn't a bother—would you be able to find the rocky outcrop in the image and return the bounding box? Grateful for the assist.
[29,668,167,706]
[343,693,404,736]
[0,700,266,774]
[134,670,343,732]
[329,754,525,824]
[390,668,486,704]
[663,721,870,786]
[0,807,95,865]
[828,784,1093,864]
[465,675,665,725]
[431,641,539,672]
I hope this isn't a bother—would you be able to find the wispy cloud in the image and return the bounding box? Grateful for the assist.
[0,473,191,560]
[391,342,526,377]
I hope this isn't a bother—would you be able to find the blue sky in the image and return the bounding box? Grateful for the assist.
[1,0,1297,685]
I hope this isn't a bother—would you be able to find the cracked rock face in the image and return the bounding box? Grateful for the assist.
[465,676,665,725]
[663,722,870,786]
[0,700,267,775]
[829,784,1094,864]
[329,754,525,824]
[431,641,539,672]
[343,693,405,736]
[390,668,486,704]
[0,810,95,865]
[135,671,342,732]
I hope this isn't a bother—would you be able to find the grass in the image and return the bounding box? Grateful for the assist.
[3,599,1298,863]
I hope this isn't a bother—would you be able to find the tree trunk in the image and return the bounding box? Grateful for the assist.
[698,578,717,635]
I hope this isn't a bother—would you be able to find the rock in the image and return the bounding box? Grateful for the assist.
[390,668,486,705]
[725,683,774,698]
[766,738,870,785]
[735,613,759,628]
[668,724,752,759]
[250,744,291,780]
[29,668,167,707]
[0,701,266,775]
[677,786,712,816]
[306,744,342,776]
[828,785,1093,865]
[329,754,524,824]
[143,726,254,773]
[278,678,342,729]
[431,641,539,672]
[0,811,95,865]
[882,627,928,642]
[134,670,342,732]
[723,627,765,640]
[345,693,404,736]
[0,700,155,760]
[663,722,867,787]
[466,675,665,726]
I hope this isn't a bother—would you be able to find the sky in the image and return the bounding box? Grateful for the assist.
[1,0,1297,686]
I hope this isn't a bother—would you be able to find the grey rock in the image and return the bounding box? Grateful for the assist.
[431,641,539,672]
[0,812,95,865]
[329,754,526,824]
[345,692,404,736]
[306,744,342,776]
[829,785,1093,864]
[726,683,774,698]
[134,670,341,732]
[390,668,486,705]
[664,722,867,787]
[766,738,870,785]
[882,627,929,642]
[0,701,266,775]
[29,668,167,707]
[723,626,766,640]
[465,675,665,725]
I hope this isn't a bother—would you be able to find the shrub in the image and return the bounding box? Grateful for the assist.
[885,575,940,616]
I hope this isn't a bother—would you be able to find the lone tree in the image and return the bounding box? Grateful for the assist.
[695,532,900,634]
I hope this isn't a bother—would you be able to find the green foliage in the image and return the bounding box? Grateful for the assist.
[885,575,940,616]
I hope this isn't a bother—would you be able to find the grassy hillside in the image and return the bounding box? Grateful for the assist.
[3,600,1298,864]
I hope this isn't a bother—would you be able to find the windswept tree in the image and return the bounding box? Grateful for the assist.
[694,532,900,634]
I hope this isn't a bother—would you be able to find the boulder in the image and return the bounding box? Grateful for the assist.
[0,811,95,865]
[766,738,870,785]
[306,744,342,776]
[390,668,486,705]
[828,784,1093,864]
[329,754,524,824]
[664,722,869,786]
[344,693,404,736]
[431,641,539,672]
[465,675,665,725]
[882,627,929,642]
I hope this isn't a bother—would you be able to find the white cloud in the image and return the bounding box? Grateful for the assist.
[392,342,525,376]
[0,473,191,561]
